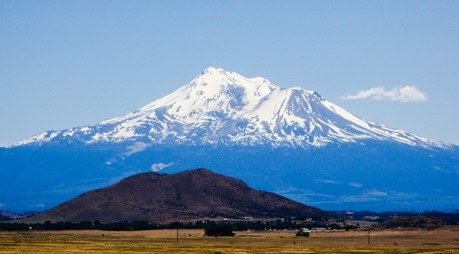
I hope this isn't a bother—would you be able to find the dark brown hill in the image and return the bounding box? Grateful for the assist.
[26,169,330,223]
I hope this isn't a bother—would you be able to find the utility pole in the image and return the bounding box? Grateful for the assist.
[176,228,179,243]
[367,229,371,245]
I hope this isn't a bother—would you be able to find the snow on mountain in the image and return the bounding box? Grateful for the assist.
[4,67,459,213]
[15,67,444,148]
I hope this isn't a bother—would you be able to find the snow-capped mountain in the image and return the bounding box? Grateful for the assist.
[2,67,458,213]
[15,67,442,148]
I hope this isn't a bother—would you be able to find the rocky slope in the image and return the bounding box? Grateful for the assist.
[25,169,330,223]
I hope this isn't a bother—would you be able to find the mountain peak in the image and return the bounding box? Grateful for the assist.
[193,67,273,91]
[192,67,261,90]
[196,67,235,82]
[201,66,225,75]
[14,68,445,148]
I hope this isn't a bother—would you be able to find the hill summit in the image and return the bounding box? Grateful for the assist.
[26,169,330,223]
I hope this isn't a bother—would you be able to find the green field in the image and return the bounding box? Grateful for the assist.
[1,228,459,253]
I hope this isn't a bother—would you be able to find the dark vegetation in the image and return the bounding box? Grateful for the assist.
[2,209,457,231]
[2,212,456,231]
[0,218,354,232]
[204,225,235,236]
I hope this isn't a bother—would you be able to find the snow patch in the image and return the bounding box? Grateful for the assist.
[151,162,174,172]
[124,142,148,157]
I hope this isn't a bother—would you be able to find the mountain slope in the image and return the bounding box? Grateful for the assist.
[1,67,458,213]
[14,67,444,148]
[24,169,330,223]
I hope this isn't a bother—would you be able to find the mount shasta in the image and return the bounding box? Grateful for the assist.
[1,67,458,212]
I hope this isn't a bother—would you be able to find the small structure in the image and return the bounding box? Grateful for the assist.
[296,228,310,237]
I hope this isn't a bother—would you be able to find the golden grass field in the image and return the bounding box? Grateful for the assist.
[1,227,459,253]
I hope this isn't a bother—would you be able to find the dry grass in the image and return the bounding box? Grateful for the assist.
[1,227,459,253]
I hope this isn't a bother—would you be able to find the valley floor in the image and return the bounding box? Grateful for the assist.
[1,227,459,253]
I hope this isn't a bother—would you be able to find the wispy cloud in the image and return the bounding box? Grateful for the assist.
[316,179,342,185]
[349,182,363,188]
[342,86,428,102]
[274,187,335,204]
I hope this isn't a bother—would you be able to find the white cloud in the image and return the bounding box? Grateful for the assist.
[342,86,428,102]
[367,190,388,197]
[316,179,342,185]
[274,187,335,204]
[349,182,363,188]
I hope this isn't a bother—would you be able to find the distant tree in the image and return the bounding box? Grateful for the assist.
[204,225,235,237]
[43,220,53,230]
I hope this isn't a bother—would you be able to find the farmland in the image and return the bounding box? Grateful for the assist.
[1,227,459,253]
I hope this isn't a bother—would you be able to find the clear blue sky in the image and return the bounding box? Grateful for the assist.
[1,0,458,147]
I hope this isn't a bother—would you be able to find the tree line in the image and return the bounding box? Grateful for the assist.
[0,219,356,231]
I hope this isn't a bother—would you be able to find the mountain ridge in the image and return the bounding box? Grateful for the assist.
[1,67,458,213]
[12,67,446,149]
